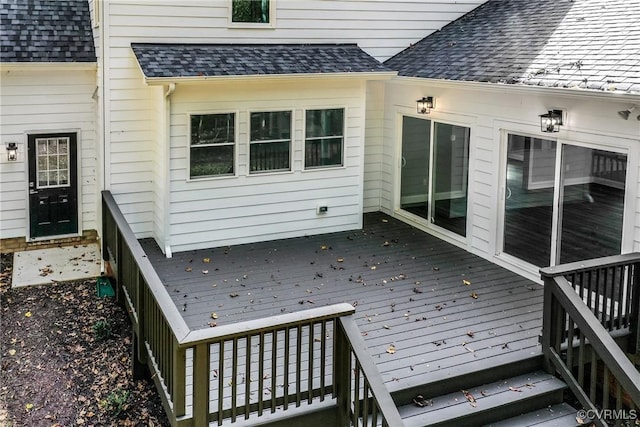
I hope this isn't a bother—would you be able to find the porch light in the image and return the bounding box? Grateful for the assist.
[539,110,563,133]
[617,105,638,120]
[6,142,17,161]
[417,96,434,114]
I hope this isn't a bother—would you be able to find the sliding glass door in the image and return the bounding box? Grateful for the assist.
[400,116,470,237]
[502,134,627,267]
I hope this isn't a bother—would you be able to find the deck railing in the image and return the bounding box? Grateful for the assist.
[101,191,401,427]
[335,316,404,427]
[540,254,640,425]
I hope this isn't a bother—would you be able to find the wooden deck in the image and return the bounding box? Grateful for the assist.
[140,212,543,393]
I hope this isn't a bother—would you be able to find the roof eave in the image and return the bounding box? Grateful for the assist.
[393,76,640,101]
[140,71,398,85]
[0,61,97,71]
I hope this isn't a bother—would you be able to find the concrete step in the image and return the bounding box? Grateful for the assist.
[397,371,567,427]
[483,402,580,427]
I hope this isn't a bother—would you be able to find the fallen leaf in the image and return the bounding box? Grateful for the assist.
[470,292,478,299]
[8,349,16,356]
[466,331,475,338]
[508,386,522,392]
[383,325,390,330]
[463,279,471,286]
[461,390,476,407]
[211,312,218,319]
[25,403,34,411]
[386,344,396,354]
[229,293,239,298]
[208,322,217,327]
[320,245,328,250]
[185,267,192,272]
[203,258,211,263]
[381,218,388,223]
[24,311,32,318]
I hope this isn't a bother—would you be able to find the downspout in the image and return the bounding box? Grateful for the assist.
[163,83,176,258]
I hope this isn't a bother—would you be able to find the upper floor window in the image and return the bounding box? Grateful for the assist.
[250,111,291,173]
[231,0,272,24]
[305,108,344,169]
[190,113,235,179]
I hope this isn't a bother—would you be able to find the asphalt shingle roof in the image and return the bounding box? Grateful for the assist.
[385,0,640,94]
[0,0,96,63]
[131,43,391,79]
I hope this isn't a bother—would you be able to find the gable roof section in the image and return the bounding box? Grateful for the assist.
[131,43,393,82]
[0,0,96,63]
[385,0,640,94]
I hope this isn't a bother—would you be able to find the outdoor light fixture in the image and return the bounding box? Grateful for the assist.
[417,96,434,114]
[617,105,638,120]
[6,142,17,161]
[539,109,563,133]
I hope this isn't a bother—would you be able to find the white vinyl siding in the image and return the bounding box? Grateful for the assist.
[105,0,483,62]
[100,0,483,245]
[0,68,97,239]
[167,79,364,252]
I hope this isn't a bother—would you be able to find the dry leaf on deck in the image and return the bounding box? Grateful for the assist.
[470,292,479,299]
[461,390,476,407]
[203,257,211,263]
[463,279,472,286]
[386,344,396,354]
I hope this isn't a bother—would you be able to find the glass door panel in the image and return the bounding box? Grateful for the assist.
[557,146,627,264]
[400,116,430,219]
[503,135,557,267]
[432,123,470,236]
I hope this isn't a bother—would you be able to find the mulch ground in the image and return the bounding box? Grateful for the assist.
[0,253,169,426]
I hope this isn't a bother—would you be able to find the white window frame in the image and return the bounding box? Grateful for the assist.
[303,107,345,170]
[188,111,238,181]
[228,0,276,28]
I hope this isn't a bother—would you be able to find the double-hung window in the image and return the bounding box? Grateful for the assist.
[249,111,291,173]
[190,113,235,179]
[305,108,344,169]
[231,0,272,24]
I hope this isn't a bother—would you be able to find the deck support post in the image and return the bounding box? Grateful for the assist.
[193,343,210,427]
[131,330,149,380]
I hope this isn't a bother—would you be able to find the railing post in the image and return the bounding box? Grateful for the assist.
[172,342,186,418]
[541,275,554,373]
[334,319,352,427]
[133,269,148,379]
[193,343,211,427]
[629,262,640,355]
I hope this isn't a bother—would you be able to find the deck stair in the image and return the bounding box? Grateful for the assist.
[392,357,579,427]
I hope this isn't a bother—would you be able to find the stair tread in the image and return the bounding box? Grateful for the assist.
[399,371,567,427]
[484,403,580,426]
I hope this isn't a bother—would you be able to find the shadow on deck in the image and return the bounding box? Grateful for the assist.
[140,212,543,393]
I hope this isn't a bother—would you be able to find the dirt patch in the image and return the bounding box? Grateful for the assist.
[0,253,169,426]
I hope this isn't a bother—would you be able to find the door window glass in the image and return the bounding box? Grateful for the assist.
[36,137,70,188]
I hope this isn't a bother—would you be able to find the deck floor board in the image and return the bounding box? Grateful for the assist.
[140,212,543,391]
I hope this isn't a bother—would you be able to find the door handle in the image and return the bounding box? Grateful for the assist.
[29,190,38,195]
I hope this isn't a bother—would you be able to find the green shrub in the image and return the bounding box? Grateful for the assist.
[92,319,113,341]
[100,389,129,416]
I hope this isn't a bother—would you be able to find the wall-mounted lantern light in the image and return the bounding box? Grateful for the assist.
[417,96,434,114]
[617,105,638,120]
[6,142,17,161]
[539,109,564,133]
